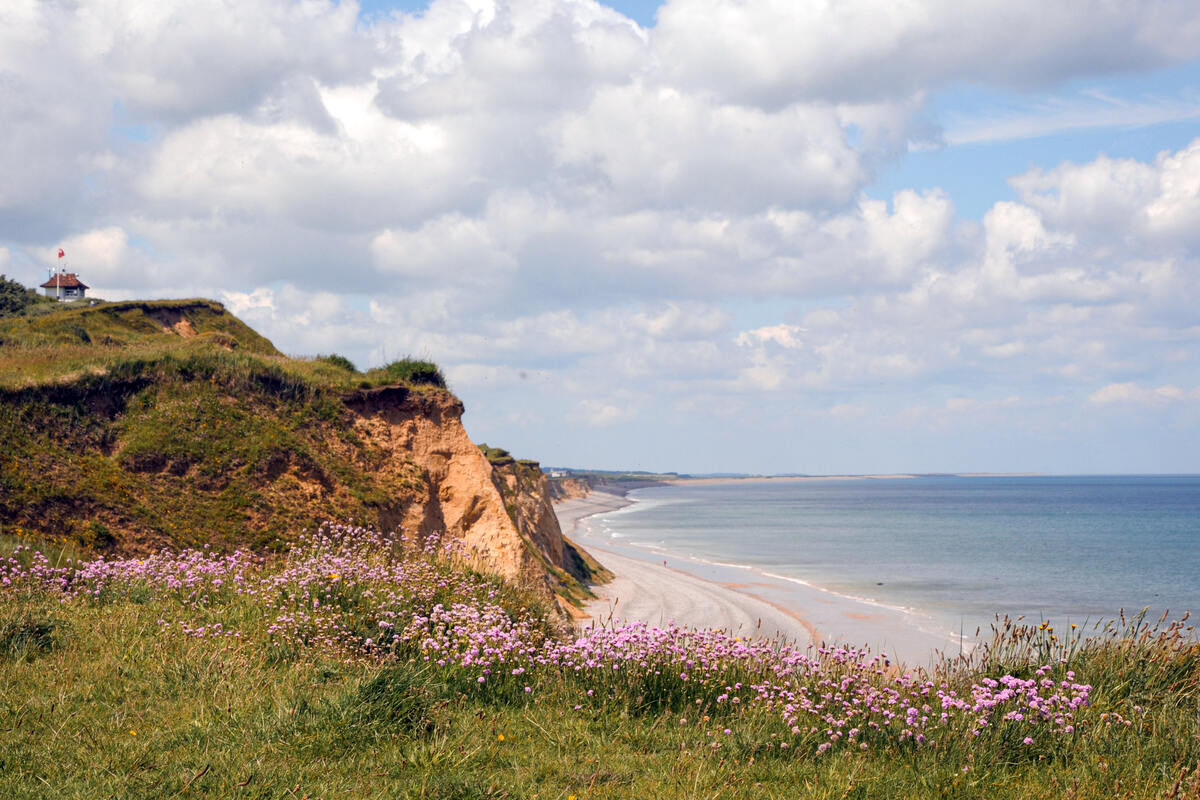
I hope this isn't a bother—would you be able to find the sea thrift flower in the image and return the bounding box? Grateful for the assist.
[1,523,1102,758]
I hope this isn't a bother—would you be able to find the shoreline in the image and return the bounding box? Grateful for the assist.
[556,489,964,667]
[663,473,1047,487]
[665,474,919,486]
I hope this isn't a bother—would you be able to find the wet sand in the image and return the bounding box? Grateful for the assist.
[557,491,963,667]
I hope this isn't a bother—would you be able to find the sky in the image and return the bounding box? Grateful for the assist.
[3,0,1200,475]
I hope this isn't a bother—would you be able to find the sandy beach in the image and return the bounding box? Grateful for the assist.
[557,490,963,666]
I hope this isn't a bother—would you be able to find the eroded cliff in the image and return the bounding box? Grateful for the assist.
[342,385,600,602]
[0,299,601,613]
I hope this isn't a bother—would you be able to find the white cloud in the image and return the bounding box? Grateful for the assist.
[220,287,276,317]
[56,227,132,271]
[371,215,518,284]
[4,0,1200,472]
[652,0,1200,106]
[735,324,805,350]
[75,0,367,120]
[1011,142,1200,246]
[861,189,955,280]
[567,397,641,427]
[1088,382,1200,406]
[552,85,866,212]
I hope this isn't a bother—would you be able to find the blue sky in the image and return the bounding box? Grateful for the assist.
[4,0,1200,474]
[873,62,1200,218]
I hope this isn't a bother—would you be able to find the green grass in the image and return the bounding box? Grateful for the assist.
[0,274,57,320]
[0,300,460,552]
[365,358,447,389]
[1,542,1196,799]
[479,444,517,467]
[0,297,448,394]
[1,609,1195,799]
[0,350,412,550]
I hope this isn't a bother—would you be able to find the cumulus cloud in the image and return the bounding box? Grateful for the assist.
[4,0,1200,471]
[652,0,1200,106]
[552,85,866,212]
[567,396,642,426]
[1089,383,1200,406]
[1012,139,1200,248]
[736,324,805,350]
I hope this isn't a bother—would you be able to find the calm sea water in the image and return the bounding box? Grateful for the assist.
[591,476,1200,637]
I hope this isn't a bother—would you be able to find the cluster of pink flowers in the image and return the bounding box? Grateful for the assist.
[2,523,1094,752]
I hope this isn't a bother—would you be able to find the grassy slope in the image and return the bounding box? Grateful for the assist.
[0,299,444,551]
[2,551,1197,800]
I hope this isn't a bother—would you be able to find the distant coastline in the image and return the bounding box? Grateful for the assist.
[666,473,919,485]
[666,472,1048,486]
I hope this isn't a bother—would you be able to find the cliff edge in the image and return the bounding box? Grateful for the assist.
[0,298,600,611]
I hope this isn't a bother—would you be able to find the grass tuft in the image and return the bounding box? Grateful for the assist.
[0,613,57,661]
[367,358,447,389]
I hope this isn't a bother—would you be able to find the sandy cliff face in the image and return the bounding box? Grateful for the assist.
[548,477,596,501]
[493,463,565,570]
[341,386,593,599]
[492,461,612,596]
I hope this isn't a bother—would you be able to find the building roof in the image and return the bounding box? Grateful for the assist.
[40,272,89,290]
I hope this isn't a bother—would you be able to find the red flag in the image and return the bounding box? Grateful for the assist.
[57,249,65,259]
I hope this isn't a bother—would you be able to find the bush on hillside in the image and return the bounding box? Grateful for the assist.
[319,354,358,373]
[371,358,446,388]
[0,275,51,319]
[478,444,515,466]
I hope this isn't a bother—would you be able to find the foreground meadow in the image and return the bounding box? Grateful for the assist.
[2,525,1197,799]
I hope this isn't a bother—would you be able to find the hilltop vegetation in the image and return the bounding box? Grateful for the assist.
[0,298,515,557]
[0,274,59,320]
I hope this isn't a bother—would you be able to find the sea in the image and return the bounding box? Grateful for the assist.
[585,475,1200,646]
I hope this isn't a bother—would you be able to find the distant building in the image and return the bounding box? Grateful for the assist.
[40,272,89,301]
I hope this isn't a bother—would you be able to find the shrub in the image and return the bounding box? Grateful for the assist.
[319,354,358,373]
[0,275,51,320]
[371,359,447,389]
[478,444,515,466]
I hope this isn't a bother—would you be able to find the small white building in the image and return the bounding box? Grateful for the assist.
[40,272,89,301]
